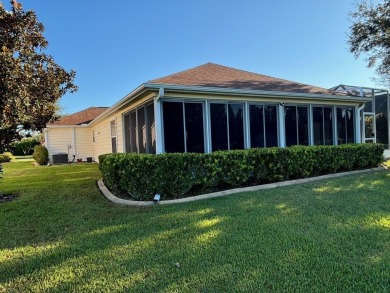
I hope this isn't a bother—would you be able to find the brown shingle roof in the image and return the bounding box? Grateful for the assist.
[149,63,339,95]
[49,107,109,126]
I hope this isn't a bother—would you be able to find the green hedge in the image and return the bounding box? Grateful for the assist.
[99,144,384,201]
[33,145,49,165]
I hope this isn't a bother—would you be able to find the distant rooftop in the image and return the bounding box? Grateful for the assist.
[149,63,343,96]
[49,107,109,126]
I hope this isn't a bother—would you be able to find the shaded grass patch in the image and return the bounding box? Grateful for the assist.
[0,161,389,292]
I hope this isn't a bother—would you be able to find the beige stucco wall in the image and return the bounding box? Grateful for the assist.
[45,126,94,162]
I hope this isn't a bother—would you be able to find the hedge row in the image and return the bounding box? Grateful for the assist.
[99,144,384,201]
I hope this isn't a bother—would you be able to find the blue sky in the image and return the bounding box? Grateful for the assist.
[8,0,382,114]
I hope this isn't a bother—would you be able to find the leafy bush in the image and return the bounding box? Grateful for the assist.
[33,145,49,165]
[11,137,41,155]
[0,154,11,163]
[100,144,385,201]
[0,163,2,179]
[2,152,15,161]
[98,154,111,165]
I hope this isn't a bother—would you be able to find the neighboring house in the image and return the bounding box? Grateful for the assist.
[44,63,390,162]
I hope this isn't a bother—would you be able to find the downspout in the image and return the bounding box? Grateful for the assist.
[43,128,48,148]
[44,128,49,163]
[156,87,164,101]
[154,87,164,154]
[72,127,76,158]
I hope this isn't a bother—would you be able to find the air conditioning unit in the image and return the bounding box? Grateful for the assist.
[52,153,68,164]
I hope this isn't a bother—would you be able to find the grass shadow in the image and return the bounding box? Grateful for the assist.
[0,163,389,292]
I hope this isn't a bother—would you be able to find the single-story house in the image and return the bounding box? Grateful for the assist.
[44,63,390,162]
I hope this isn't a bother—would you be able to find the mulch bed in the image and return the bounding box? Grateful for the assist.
[0,194,17,203]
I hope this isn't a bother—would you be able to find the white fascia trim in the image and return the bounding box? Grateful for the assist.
[89,84,150,126]
[145,83,372,103]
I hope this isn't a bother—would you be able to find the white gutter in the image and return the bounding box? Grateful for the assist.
[144,83,372,103]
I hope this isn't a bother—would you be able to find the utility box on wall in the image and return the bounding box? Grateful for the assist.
[52,153,68,164]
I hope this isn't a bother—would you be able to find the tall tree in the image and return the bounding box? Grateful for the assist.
[0,0,77,132]
[349,0,390,86]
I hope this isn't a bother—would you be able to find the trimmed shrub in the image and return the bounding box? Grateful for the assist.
[0,154,11,163]
[2,152,15,161]
[98,153,111,165]
[100,144,385,201]
[33,145,49,165]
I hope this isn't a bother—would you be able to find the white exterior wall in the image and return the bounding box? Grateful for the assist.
[92,116,117,160]
[74,128,94,161]
[45,127,93,163]
[45,128,73,162]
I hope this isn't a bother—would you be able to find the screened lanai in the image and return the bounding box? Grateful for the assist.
[331,85,389,151]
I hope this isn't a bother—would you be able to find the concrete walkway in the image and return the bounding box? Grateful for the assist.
[98,167,385,207]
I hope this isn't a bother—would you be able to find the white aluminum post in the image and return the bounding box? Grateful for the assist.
[355,106,361,143]
[154,96,163,154]
[388,92,390,148]
[308,105,314,145]
[205,100,211,153]
[278,104,286,147]
[121,114,126,153]
[333,106,338,145]
[244,102,250,149]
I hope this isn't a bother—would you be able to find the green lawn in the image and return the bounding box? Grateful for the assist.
[0,161,389,292]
